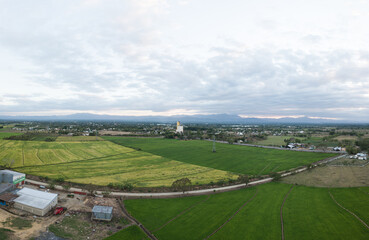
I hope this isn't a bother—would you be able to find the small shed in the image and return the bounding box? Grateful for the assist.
[91,205,113,221]
[0,192,18,206]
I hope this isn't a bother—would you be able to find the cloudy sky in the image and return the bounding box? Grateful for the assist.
[1,0,369,121]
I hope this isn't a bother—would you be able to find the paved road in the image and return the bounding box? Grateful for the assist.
[25,178,272,198]
[25,154,344,198]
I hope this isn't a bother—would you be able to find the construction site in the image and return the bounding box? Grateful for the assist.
[0,170,132,240]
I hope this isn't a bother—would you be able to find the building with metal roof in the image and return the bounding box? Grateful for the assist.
[0,192,18,206]
[92,205,113,221]
[0,170,26,188]
[13,188,58,216]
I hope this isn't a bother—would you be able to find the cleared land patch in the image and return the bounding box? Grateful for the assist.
[104,137,337,176]
[282,164,369,187]
[124,183,369,240]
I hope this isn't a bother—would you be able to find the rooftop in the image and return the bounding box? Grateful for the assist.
[13,188,58,210]
[0,183,13,195]
[92,205,113,214]
[0,170,25,177]
[0,192,18,202]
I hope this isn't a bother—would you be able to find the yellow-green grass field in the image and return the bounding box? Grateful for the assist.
[0,139,132,167]
[17,151,236,187]
[0,138,236,187]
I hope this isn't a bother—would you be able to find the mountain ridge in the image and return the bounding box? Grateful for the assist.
[0,113,360,124]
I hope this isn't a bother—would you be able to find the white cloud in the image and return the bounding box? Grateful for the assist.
[0,0,369,121]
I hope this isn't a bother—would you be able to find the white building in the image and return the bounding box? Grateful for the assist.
[355,153,367,160]
[176,121,184,134]
[0,170,26,187]
[13,188,58,216]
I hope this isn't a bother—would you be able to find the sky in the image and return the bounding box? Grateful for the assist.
[1,0,369,121]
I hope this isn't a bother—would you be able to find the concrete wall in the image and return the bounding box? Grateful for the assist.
[14,196,58,216]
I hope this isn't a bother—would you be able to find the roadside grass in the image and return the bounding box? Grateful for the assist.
[104,137,337,176]
[4,217,32,229]
[0,228,13,240]
[104,225,149,240]
[284,186,369,240]
[124,183,369,240]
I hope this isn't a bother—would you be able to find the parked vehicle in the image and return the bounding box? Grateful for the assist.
[54,207,67,215]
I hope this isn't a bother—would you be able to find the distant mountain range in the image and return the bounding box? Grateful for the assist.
[0,113,361,124]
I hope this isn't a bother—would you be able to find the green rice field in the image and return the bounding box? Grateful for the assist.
[0,132,22,139]
[254,135,304,146]
[105,225,149,240]
[124,183,369,240]
[103,137,337,175]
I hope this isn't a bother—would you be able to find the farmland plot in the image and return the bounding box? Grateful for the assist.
[124,183,369,240]
[104,137,337,176]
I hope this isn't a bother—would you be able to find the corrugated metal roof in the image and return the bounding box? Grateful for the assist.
[13,188,57,210]
[0,192,18,202]
[92,205,113,214]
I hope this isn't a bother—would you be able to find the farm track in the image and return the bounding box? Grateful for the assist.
[280,185,294,240]
[257,162,272,176]
[329,191,369,230]
[36,148,45,164]
[22,143,25,165]
[61,143,83,160]
[118,198,158,240]
[271,164,280,173]
[204,188,259,239]
[153,195,211,232]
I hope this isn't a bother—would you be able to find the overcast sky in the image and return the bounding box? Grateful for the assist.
[1,0,369,120]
